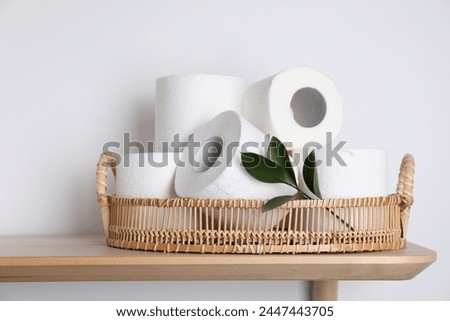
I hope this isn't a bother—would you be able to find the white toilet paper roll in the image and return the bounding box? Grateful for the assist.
[155,74,245,152]
[115,152,196,230]
[313,149,388,199]
[241,67,343,147]
[116,152,180,198]
[175,110,297,199]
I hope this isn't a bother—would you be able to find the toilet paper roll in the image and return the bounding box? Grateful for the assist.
[155,74,246,152]
[312,149,388,199]
[175,110,297,199]
[116,152,180,198]
[116,152,198,230]
[288,149,387,232]
[241,67,343,147]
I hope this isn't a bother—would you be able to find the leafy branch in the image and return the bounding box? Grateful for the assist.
[241,136,319,212]
[241,136,354,232]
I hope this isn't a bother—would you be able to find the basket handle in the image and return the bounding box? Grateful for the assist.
[96,153,117,239]
[396,154,415,238]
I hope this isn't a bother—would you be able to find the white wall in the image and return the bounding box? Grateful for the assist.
[1,0,449,300]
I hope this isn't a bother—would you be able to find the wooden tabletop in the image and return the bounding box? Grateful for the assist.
[0,235,436,283]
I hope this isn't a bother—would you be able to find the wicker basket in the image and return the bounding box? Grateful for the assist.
[96,153,414,254]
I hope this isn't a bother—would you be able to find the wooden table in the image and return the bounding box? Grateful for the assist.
[0,235,436,300]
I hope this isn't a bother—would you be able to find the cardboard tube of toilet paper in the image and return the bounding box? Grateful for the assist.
[175,110,297,199]
[241,67,343,147]
[155,74,245,152]
[116,152,180,198]
[313,149,388,199]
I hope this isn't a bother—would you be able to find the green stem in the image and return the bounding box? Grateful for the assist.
[296,189,354,232]
[327,208,354,232]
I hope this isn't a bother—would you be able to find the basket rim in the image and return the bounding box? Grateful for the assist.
[106,193,403,208]
[97,152,415,241]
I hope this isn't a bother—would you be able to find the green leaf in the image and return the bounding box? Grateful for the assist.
[302,150,315,193]
[241,152,298,189]
[262,194,298,212]
[303,150,322,198]
[313,170,322,199]
[267,136,297,184]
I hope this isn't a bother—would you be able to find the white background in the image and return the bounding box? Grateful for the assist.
[0,0,449,300]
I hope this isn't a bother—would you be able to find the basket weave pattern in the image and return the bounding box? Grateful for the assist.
[96,154,414,254]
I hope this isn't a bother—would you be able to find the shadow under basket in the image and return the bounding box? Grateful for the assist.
[96,154,415,254]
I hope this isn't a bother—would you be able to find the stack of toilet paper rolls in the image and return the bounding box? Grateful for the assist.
[116,68,388,231]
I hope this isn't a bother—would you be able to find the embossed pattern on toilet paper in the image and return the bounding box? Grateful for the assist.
[175,110,297,199]
[155,74,245,152]
[241,67,343,148]
[314,149,388,199]
[116,152,179,198]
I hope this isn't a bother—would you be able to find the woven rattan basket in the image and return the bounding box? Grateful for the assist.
[96,153,414,254]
